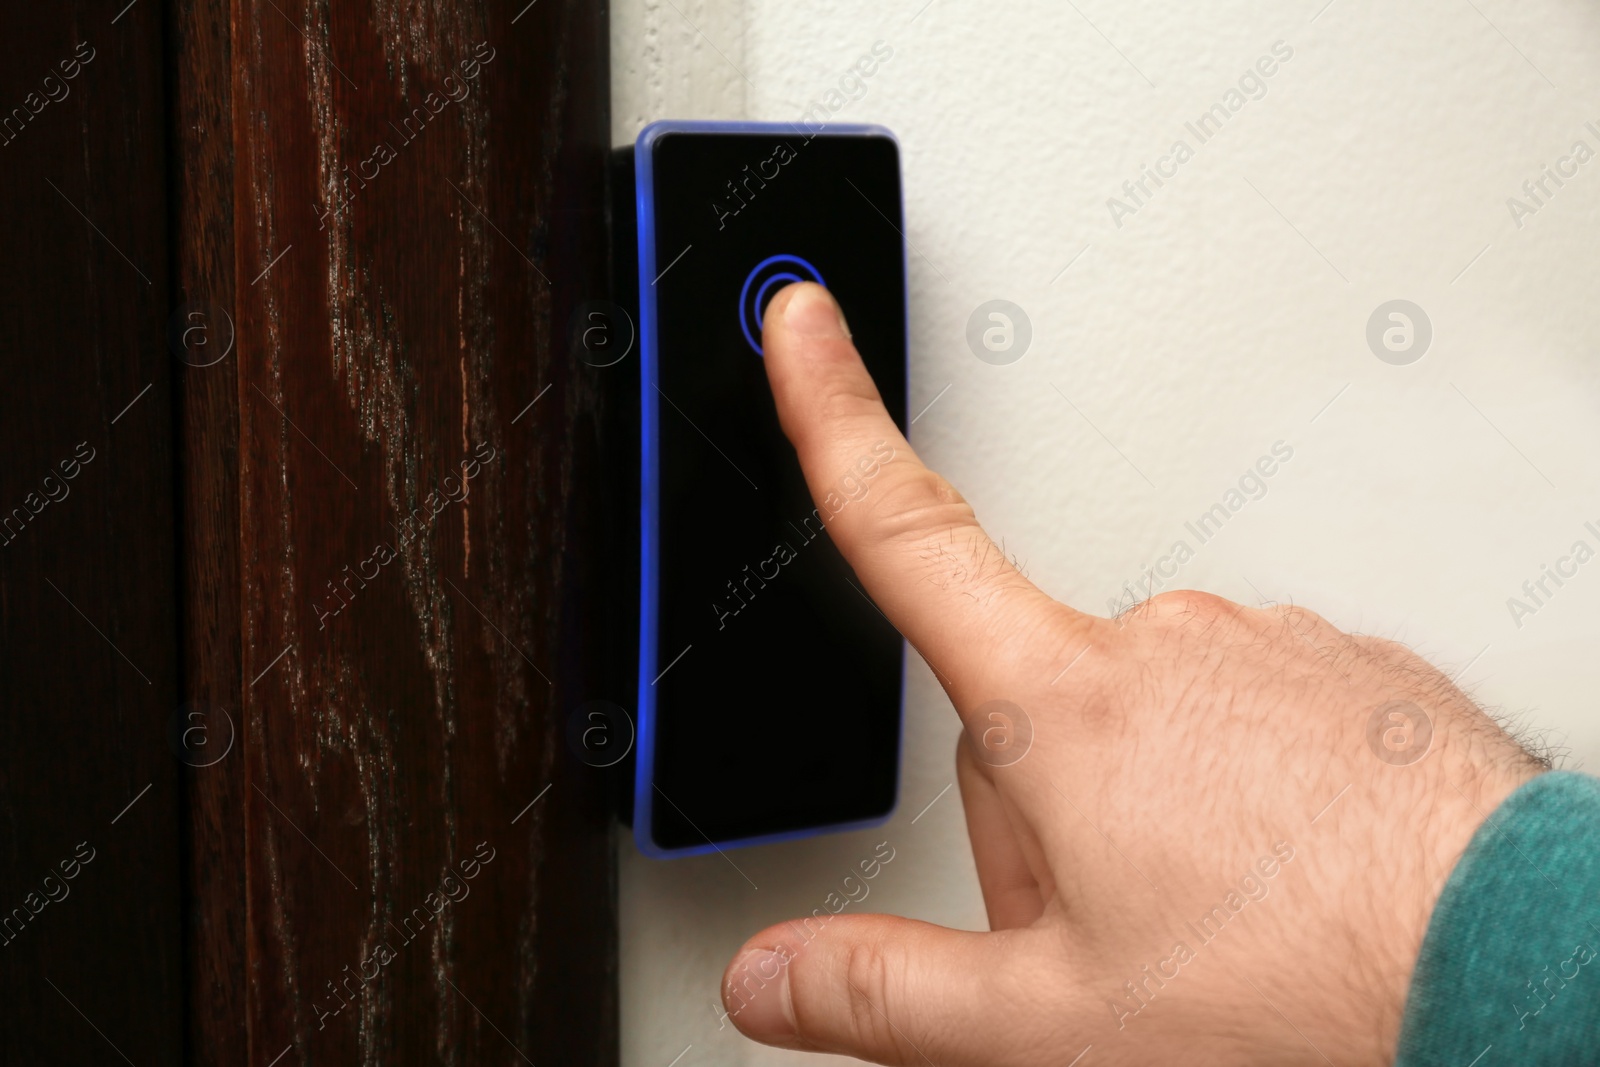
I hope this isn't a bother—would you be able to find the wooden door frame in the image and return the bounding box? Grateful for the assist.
[2,2,621,1063]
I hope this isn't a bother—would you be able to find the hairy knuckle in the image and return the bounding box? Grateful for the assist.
[1270,602,1331,632]
[1137,589,1241,629]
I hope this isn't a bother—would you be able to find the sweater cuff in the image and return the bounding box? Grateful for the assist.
[1395,771,1600,1067]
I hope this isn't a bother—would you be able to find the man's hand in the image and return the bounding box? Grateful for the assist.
[719,282,1544,1066]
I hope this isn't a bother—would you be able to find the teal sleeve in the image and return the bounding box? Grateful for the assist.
[1395,771,1600,1067]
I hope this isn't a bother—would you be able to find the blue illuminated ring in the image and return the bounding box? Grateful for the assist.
[738,253,826,355]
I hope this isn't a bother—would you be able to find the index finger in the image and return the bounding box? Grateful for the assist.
[761,282,1095,699]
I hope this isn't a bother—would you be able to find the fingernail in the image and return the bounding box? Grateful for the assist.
[725,948,796,1041]
[782,283,850,339]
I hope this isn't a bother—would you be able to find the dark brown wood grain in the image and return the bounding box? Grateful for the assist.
[4,0,617,1063]
[165,0,249,1064]
[0,2,183,1064]
[227,1,618,1064]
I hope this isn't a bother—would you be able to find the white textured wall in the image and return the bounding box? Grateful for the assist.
[612,2,1600,1063]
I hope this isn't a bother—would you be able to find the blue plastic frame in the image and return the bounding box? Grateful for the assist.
[632,119,910,859]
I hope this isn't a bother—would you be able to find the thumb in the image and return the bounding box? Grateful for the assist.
[721,913,1048,1065]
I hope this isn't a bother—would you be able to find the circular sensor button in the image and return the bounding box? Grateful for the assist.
[739,254,825,355]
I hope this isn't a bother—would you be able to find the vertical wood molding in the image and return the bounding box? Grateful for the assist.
[165,1,248,1064]
[227,1,617,1064]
